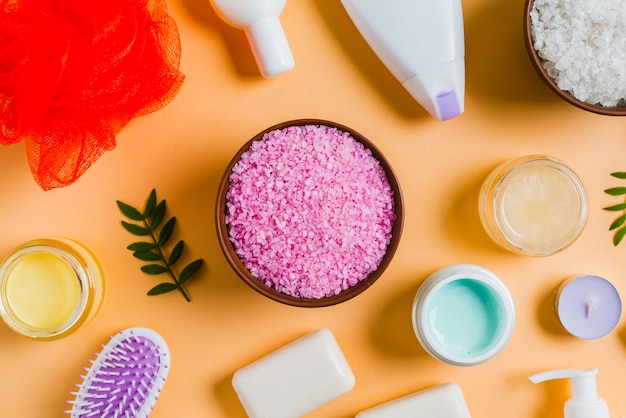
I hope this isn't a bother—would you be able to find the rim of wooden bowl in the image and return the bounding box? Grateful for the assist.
[215,119,404,308]
[523,0,626,116]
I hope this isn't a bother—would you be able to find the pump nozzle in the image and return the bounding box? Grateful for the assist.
[529,368,609,418]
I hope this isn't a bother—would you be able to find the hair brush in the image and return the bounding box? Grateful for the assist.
[66,327,170,417]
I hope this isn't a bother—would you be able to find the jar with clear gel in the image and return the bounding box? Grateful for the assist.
[479,155,588,256]
[412,264,515,366]
[0,238,104,340]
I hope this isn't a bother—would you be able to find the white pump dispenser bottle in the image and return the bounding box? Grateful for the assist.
[529,368,609,418]
[210,0,295,77]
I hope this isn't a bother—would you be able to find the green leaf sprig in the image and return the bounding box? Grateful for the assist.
[117,189,203,301]
[604,172,626,246]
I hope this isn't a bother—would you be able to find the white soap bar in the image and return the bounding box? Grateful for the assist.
[356,383,472,418]
[232,328,355,418]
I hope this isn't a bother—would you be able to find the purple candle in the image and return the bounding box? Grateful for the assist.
[554,275,622,339]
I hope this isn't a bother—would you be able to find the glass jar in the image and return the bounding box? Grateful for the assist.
[479,155,588,256]
[0,238,104,340]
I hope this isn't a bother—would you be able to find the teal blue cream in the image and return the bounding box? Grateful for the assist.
[427,279,503,357]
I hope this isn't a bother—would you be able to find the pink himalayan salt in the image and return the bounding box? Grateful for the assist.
[225,124,396,299]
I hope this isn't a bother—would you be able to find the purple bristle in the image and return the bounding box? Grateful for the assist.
[67,327,170,418]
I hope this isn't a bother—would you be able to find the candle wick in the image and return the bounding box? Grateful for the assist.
[586,301,594,318]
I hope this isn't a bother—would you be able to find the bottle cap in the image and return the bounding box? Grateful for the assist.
[401,58,464,121]
[245,16,294,77]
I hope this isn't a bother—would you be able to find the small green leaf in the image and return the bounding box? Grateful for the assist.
[604,187,626,196]
[179,259,203,284]
[169,240,184,266]
[117,201,144,221]
[121,221,150,236]
[158,217,176,246]
[611,172,626,179]
[144,189,157,218]
[149,200,166,231]
[127,242,156,252]
[119,189,204,301]
[610,214,626,231]
[133,251,161,261]
[148,282,178,296]
[614,227,626,246]
[603,203,626,211]
[141,264,168,275]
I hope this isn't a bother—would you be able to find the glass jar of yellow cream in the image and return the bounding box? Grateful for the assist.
[479,155,588,256]
[0,238,104,340]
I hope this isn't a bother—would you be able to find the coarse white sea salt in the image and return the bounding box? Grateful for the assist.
[530,0,626,107]
[225,124,396,300]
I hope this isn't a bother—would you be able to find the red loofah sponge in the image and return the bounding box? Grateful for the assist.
[0,0,185,190]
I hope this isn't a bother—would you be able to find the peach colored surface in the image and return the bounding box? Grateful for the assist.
[1,1,626,417]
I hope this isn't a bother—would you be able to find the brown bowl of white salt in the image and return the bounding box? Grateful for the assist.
[524,0,626,115]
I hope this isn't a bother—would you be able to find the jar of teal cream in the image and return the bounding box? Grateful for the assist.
[412,264,515,366]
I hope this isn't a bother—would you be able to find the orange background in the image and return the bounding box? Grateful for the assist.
[2,1,626,417]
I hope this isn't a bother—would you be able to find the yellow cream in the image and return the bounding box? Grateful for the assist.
[6,253,80,329]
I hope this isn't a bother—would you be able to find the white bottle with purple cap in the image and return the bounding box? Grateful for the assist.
[341,0,465,121]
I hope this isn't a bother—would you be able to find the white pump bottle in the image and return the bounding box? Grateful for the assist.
[210,0,295,77]
[529,368,609,418]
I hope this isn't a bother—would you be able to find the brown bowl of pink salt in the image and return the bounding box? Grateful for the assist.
[524,0,626,115]
[216,119,404,307]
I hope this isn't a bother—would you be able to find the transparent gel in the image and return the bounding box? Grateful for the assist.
[479,155,588,256]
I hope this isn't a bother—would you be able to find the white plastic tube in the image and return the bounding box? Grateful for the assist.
[356,383,472,418]
[341,0,465,121]
[210,0,295,77]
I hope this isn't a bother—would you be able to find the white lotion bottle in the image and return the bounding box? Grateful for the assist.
[210,0,295,77]
[529,368,609,418]
[341,0,465,121]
